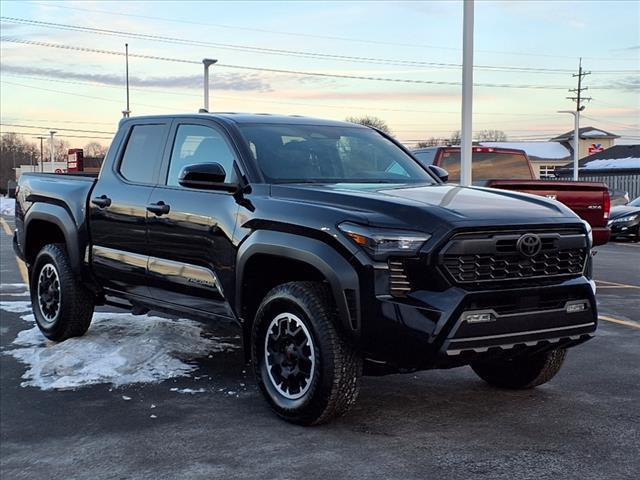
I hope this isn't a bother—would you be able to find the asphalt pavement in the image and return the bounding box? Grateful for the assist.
[1,214,638,480]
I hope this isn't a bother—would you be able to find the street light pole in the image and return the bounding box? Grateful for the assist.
[34,136,45,173]
[460,0,474,186]
[49,131,56,168]
[558,110,582,181]
[202,58,218,112]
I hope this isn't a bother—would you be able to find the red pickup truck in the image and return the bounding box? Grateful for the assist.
[412,146,610,245]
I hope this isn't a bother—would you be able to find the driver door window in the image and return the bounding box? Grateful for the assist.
[167,124,236,186]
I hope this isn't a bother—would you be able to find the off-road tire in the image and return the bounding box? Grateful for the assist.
[30,243,94,341]
[471,348,567,389]
[252,281,362,425]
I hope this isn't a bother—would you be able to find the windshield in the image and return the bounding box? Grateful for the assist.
[630,197,640,207]
[238,124,436,184]
[438,151,532,182]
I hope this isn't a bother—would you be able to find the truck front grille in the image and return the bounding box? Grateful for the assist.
[440,228,588,285]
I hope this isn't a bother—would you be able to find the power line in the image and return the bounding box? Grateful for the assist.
[580,115,639,129]
[0,37,572,90]
[0,130,113,140]
[6,16,637,75]
[0,79,181,111]
[0,123,115,135]
[1,72,567,118]
[1,117,116,126]
[22,2,640,62]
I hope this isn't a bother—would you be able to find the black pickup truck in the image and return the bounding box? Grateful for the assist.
[14,113,597,425]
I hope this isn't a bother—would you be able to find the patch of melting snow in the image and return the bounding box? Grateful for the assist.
[170,387,207,394]
[0,301,239,390]
[0,300,33,315]
[0,197,15,216]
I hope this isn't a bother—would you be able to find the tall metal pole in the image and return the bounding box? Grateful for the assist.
[460,0,474,187]
[49,131,56,167]
[573,110,580,181]
[202,58,218,112]
[34,136,45,172]
[557,111,580,181]
[123,43,131,118]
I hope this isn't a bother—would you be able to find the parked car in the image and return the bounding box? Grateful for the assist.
[14,114,598,425]
[608,196,640,241]
[412,146,611,246]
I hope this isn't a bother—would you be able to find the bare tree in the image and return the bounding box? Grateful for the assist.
[53,139,71,163]
[416,137,450,148]
[449,130,461,145]
[345,115,392,135]
[0,133,38,184]
[475,129,508,142]
[84,142,108,159]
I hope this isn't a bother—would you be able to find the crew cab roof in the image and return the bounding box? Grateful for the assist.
[119,112,366,128]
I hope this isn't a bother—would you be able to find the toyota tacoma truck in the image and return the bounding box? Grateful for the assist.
[14,114,597,425]
[412,145,611,245]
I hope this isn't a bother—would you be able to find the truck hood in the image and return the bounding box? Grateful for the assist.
[270,182,578,228]
[609,205,640,219]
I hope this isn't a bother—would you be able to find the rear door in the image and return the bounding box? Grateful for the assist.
[89,120,169,296]
[145,119,241,317]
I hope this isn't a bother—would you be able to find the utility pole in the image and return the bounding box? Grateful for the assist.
[460,0,474,187]
[122,43,131,118]
[49,131,56,168]
[560,58,591,180]
[34,136,45,172]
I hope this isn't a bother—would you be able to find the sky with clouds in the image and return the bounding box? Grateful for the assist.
[1,0,638,147]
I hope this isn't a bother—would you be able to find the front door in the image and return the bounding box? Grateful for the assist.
[145,120,241,317]
[89,121,169,297]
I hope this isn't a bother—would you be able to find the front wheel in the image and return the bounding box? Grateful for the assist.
[252,281,362,425]
[30,243,95,341]
[471,348,567,389]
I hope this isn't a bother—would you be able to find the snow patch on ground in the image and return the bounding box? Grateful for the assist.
[583,157,640,170]
[0,196,15,216]
[0,300,33,315]
[0,303,238,390]
[170,387,207,394]
[480,141,571,160]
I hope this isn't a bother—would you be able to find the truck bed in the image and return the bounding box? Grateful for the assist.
[16,172,98,236]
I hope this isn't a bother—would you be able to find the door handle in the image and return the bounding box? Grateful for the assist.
[91,195,112,208]
[146,201,170,216]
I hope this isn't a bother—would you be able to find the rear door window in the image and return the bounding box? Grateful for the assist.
[119,124,167,184]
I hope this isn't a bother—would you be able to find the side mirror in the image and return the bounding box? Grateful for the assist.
[178,163,236,191]
[428,165,449,183]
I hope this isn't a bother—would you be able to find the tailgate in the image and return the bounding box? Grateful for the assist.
[487,179,610,228]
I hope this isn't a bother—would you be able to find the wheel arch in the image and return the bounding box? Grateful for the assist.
[24,203,83,274]
[236,230,361,352]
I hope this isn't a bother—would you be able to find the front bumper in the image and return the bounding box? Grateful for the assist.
[13,231,25,262]
[363,276,597,371]
[592,226,611,246]
[608,220,639,238]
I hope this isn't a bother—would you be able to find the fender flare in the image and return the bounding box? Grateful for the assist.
[23,203,83,273]
[236,230,361,336]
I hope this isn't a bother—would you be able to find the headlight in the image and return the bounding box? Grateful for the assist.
[582,220,592,249]
[611,214,638,223]
[338,222,431,260]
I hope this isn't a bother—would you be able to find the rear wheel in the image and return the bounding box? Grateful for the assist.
[252,281,362,425]
[471,348,567,389]
[30,243,95,341]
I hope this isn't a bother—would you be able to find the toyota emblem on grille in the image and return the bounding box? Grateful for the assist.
[517,233,542,257]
